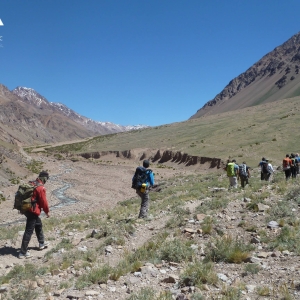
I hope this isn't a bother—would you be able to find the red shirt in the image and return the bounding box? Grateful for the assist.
[283,158,292,169]
[30,179,49,216]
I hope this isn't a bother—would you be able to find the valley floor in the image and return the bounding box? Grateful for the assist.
[0,155,300,299]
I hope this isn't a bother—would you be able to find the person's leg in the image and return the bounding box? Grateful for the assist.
[245,177,249,186]
[34,216,45,245]
[232,176,238,188]
[228,177,232,188]
[20,213,36,254]
[292,168,297,178]
[137,190,149,218]
[240,177,245,188]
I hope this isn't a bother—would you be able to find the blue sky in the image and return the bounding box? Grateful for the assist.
[0,1,299,126]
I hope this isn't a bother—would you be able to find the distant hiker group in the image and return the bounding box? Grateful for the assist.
[225,154,300,189]
[224,159,251,188]
[282,153,300,180]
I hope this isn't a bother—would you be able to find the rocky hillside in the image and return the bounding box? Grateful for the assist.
[12,87,147,135]
[0,84,148,146]
[190,31,300,118]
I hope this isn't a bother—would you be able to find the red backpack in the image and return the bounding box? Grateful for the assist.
[283,158,291,171]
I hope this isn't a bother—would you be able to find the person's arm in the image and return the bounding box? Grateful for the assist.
[235,166,239,176]
[149,172,155,186]
[247,167,251,177]
[37,186,50,217]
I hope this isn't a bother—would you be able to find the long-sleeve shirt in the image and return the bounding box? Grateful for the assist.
[30,178,49,216]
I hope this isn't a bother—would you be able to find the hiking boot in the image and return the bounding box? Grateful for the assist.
[18,251,31,259]
[39,241,49,250]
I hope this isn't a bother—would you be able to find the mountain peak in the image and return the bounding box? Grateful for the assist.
[9,86,149,143]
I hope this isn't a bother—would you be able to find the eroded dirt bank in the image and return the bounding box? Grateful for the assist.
[76,149,224,170]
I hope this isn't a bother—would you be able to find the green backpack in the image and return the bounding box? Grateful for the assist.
[14,180,42,214]
[226,163,236,177]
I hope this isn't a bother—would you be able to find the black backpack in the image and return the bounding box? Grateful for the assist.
[262,162,270,174]
[132,167,152,189]
[239,164,247,177]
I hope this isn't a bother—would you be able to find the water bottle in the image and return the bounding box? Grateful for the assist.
[140,183,147,193]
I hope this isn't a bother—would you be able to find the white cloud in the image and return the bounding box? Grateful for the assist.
[0,19,4,26]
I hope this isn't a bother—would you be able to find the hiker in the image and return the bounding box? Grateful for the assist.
[290,153,298,179]
[238,161,251,188]
[133,160,155,219]
[283,154,292,180]
[225,159,239,188]
[262,159,274,181]
[19,171,50,258]
[296,153,300,175]
[258,157,266,180]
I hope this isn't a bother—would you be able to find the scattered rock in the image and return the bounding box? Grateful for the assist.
[183,228,197,234]
[257,252,269,258]
[217,273,228,282]
[250,237,260,244]
[161,274,179,283]
[257,203,270,212]
[85,290,99,296]
[267,221,279,228]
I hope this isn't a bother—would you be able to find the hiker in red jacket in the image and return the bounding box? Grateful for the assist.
[19,171,50,258]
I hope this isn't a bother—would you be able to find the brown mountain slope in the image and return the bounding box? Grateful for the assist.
[0,85,96,145]
[190,31,300,118]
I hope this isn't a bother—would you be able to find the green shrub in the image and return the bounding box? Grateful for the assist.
[10,286,39,300]
[205,236,254,263]
[243,263,260,275]
[75,264,111,289]
[269,226,300,254]
[44,238,74,259]
[221,286,242,299]
[201,216,214,235]
[127,288,156,300]
[0,263,47,285]
[158,239,194,263]
[196,197,229,214]
[179,261,218,287]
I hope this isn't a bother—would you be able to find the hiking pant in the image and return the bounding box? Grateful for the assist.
[228,176,237,188]
[136,189,150,218]
[262,173,271,181]
[260,172,263,180]
[240,175,248,188]
[21,212,44,254]
[291,167,297,179]
[285,169,291,180]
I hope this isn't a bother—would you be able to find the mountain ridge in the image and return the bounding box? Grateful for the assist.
[190,31,300,118]
[0,84,148,146]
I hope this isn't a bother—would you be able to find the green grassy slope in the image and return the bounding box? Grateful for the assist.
[45,96,300,167]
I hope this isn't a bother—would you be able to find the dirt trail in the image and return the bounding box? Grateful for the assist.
[0,154,196,265]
